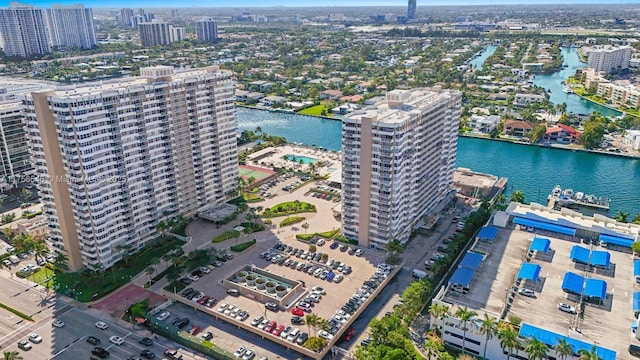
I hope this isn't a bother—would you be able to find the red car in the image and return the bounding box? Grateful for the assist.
[271,324,285,336]
[197,296,210,305]
[291,307,304,316]
[189,326,200,335]
[264,321,276,333]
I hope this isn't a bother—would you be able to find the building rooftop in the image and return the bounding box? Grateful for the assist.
[437,205,636,357]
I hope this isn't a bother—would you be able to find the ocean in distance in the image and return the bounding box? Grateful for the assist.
[236,107,640,216]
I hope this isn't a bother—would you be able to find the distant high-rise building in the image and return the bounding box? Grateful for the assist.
[138,19,172,47]
[23,66,238,271]
[171,9,179,18]
[170,27,185,43]
[131,15,145,28]
[341,88,461,248]
[46,5,96,50]
[196,18,218,43]
[408,0,416,20]
[0,4,50,58]
[119,8,134,27]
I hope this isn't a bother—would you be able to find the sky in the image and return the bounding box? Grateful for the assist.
[3,0,640,7]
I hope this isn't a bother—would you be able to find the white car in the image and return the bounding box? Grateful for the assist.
[28,333,42,344]
[518,289,535,298]
[318,330,334,340]
[335,310,351,319]
[257,319,269,330]
[224,304,236,315]
[558,303,576,314]
[242,349,256,360]
[217,303,228,313]
[94,321,108,330]
[333,274,344,283]
[109,335,124,345]
[156,311,170,321]
[355,249,364,256]
[199,266,212,274]
[52,320,65,328]
[316,239,325,246]
[311,286,326,295]
[234,346,246,358]
[192,292,204,302]
[186,274,199,282]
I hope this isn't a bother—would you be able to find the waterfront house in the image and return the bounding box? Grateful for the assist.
[235,90,264,103]
[468,114,501,134]
[247,80,274,92]
[543,124,580,144]
[504,120,536,137]
[260,96,286,107]
[514,93,545,106]
[624,129,640,150]
[320,89,344,100]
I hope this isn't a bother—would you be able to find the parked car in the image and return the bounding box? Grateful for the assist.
[141,349,156,359]
[86,336,101,345]
[296,332,309,345]
[28,333,42,343]
[265,302,279,312]
[139,337,153,346]
[227,288,240,296]
[92,347,109,359]
[234,346,247,358]
[518,288,536,298]
[291,307,304,316]
[251,316,264,327]
[558,303,576,314]
[94,321,109,330]
[291,316,305,325]
[157,311,170,321]
[330,242,339,249]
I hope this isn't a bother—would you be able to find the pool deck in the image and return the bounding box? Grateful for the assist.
[246,144,342,177]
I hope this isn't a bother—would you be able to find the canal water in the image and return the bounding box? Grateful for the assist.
[469,45,497,70]
[237,107,640,216]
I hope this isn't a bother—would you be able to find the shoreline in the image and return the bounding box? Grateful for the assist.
[236,103,339,121]
[571,92,626,116]
[239,106,640,160]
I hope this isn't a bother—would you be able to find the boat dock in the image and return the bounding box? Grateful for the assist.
[547,185,610,214]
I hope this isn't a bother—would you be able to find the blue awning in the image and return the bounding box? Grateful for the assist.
[635,260,640,278]
[519,323,616,360]
[477,226,498,242]
[459,252,483,270]
[584,278,607,300]
[448,267,475,287]
[589,250,610,269]
[561,272,584,295]
[518,263,541,282]
[633,292,640,312]
[513,217,576,236]
[632,321,638,330]
[530,237,551,253]
[599,234,634,248]
[569,245,590,264]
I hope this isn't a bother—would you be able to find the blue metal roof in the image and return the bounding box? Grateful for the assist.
[599,233,634,248]
[584,278,607,300]
[634,292,640,312]
[513,217,576,236]
[477,226,498,242]
[459,251,483,270]
[519,323,616,360]
[561,272,584,295]
[589,250,610,269]
[530,237,551,253]
[569,245,590,264]
[635,260,640,278]
[448,267,475,287]
[518,263,541,282]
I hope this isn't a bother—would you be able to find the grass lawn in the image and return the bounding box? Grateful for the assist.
[54,238,181,302]
[298,104,333,117]
[280,216,305,227]
[212,230,241,243]
[27,265,55,287]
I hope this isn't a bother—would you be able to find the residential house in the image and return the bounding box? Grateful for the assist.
[543,124,580,144]
[624,129,640,150]
[260,95,286,107]
[247,80,274,92]
[514,93,545,106]
[468,114,501,134]
[235,90,264,103]
[331,103,359,115]
[504,120,536,137]
[340,95,363,103]
[320,89,344,100]
[16,215,47,240]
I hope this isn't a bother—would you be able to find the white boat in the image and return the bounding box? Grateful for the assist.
[562,188,574,197]
[552,185,562,197]
[563,86,574,94]
[575,192,584,201]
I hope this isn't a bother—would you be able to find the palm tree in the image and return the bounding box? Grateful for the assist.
[3,351,23,360]
[554,338,574,360]
[305,314,319,336]
[510,190,525,203]
[150,257,161,275]
[302,222,309,235]
[53,252,69,271]
[578,345,600,360]
[429,304,450,333]
[156,221,168,236]
[525,337,548,360]
[479,314,498,359]
[615,210,629,223]
[498,327,520,360]
[145,266,154,285]
[32,240,49,263]
[454,306,478,353]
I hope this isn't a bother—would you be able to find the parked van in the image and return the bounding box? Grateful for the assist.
[8,255,19,264]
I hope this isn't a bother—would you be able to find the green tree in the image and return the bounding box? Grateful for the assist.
[302,222,309,235]
[510,190,525,203]
[428,303,450,331]
[579,120,606,149]
[304,336,327,351]
[529,124,547,143]
[305,313,319,336]
[499,326,520,360]
[615,210,629,223]
[145,266,154,284]
[53,252,69,271]
[554,338,574,360]
[632,213,640,225]
[479,314,498,359]
[3,351,23,360]
[578,345,600,360]
[156,221,168,236]
[525,337,548,360]
[454,306,478,353]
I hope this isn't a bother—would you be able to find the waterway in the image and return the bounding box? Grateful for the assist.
[237,107,640,216]
[469,45,497,70]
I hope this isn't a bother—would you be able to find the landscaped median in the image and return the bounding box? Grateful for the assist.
[230,239,257,253]
[280,216,305,227]
[261,201,316,218]
[0,303,33,321]
[296,228,340,242]
[212,230,240,243]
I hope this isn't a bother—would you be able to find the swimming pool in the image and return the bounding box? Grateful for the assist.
[284,154,317,164]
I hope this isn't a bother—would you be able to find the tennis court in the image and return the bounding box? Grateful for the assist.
[239,165,276,180]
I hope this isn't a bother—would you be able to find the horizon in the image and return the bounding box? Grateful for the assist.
[2,0,640,8]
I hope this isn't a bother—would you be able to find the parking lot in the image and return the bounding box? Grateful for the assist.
[165,232,392,358]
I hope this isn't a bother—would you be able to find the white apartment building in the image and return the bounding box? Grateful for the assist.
[596,82,640,109]
[468,114,500,134]
[22,66,238,271]
[0,4,50,58]
[341,88,461,248]
[584,45,632,73]
[196,18,218,43]
[138,19,172,47]
[624,129,640,150]
[45,5,96,50]
[170,27,185,43]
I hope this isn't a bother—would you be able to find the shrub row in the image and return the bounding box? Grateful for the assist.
[280,216,304,227]
[231,239,257,253]
[0,303,33,321]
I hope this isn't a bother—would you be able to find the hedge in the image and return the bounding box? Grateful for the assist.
[231,239,257,253]
[212,230,240,243]
[280,216,304,227]
[0,303,33,321]
[317,229,340,238]
[296,234,315,241]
